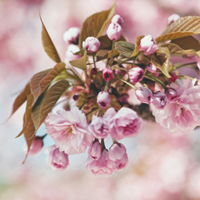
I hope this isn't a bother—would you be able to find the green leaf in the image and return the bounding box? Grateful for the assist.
[156,16,200,43]
[115,41,135,58]
[79,2,116,48]
[40,15,61,63]
[69,52,88,70]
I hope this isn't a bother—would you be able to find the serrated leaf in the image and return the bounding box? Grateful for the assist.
[31,62,66,106]
[148,47,171,78]
[40,15,61,63]
[156,16,200,43]
[79,2,115,48]
[11,82,31,116]
[69,52,88,70]
[115,41,135,58]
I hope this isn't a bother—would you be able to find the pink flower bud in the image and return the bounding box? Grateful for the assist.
[97,91,111,108]
[168,14,180,25]
[151,91,167,109]
[109,143,128,171]
[111,14,123,26]
[23,136,43,156]
[88,141,101,160]
[103,68,114,81]
[135,87,152,104]
[129,67,144,84]
[146,63,157,73]
[91,67,97,75]
[65,44,81,61]
[45,145,69,171]
[73,94,79,101]
[82,37,100,53]
[169,72,178,82]
[63,27,80,44]
[166,88,177,101]
[107,22,122,41]
[139,35,158,56]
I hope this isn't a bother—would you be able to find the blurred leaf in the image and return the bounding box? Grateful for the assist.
[11,82,30,116]
[31,62,66,106]
[79,2,115,48]
[115,41,135,58]
[156,16,200,43]
[69,52,88,70]
[148,47,171,78]
[40,15,61,63]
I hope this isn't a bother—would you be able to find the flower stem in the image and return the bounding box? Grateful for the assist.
[109,40,116,66]
[144,75,166,88]
[92,54,97,69]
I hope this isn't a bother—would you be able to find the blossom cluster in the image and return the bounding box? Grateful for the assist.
[15,7,200,175]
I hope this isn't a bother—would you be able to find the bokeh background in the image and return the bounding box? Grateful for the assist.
[1,0,200,199]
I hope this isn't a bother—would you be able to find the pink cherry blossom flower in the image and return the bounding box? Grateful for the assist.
[151,91,167,109]
[111,14,123,25]
[45,145,69,171]
[97,91,111,108]
[129,67,144,84]
[86,149,113,175]
[109,107,143,140]
[82,37,100,53]
[166,88,177,101]
[45,107,94,155]
[103,68,114,81]
[146,63,157,73]
[63,27,80,44]
[139,35,158,55]
[107,22,122,41]
[23,136,43,156]
[135,87,152,104]
[88,140,101,160]
[109,143,128,171]
[152,78,200,133]
[89,107,116,139]
[168,14,180,25]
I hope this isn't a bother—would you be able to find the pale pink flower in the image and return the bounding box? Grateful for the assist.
[166,88,177,101]
[82,37,100,53]
[152,78,200,133]
[63,27,80,44]
[146,63,157,73]
[110,107,143,140]
[151,91,167,109]
[97,91,111,108]
[45,145,69,171]
[45,107,94,155]
[109,143,128,171]
[107,22,122,41]
[102,68,114,81]
[168,14,180,25]
[89,107,116,139]
[88,140,101,160]
[86,149,113,175]
[135,87,152,104]
[23,136,43,156]
[111,14,123,25]
[129,67,144,84]
[139,35,158,55]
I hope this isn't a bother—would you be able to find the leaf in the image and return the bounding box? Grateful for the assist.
[79,2,115,48]
[11,82,31,116]
[156,16,200,43]
[115,41,135,58]
[148,47,171,78]
[40,15,61,63]
[171,36,200,51]
[31,62,66,106]
[69,52,88,70]
[131,35,144,57]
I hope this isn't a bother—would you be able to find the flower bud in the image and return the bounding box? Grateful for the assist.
[169,72,178,82]
[135,87,152,104]
[151,91,167,109]
[166,88,177,101]
[107,22,122,41]
[97,91,111,108]
[129,67,144,84]
[111,14,123,25]
[65,44,81,61]
[103,68,114,81]
[146,63,157,73]
[45,145,69,171]
[168,14,180,25]
[139,35,158,55]
[63,27,80,44]
[23,136,43,156]
[88,141,102,160]
[91,67,97,75]
[73,94,79,101]
[109,143,128,171]
[82,37,100,53]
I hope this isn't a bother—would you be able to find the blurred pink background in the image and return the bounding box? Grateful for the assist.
[1,0,200,199]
